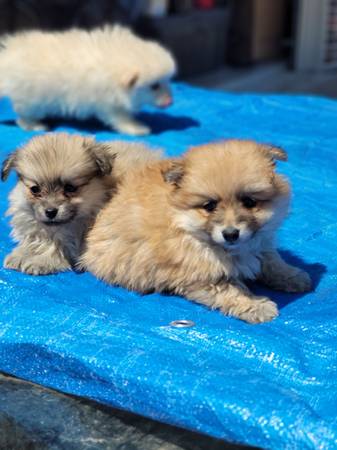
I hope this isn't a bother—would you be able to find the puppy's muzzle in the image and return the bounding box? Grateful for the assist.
[158,95,173,108]
[222,227,240,244]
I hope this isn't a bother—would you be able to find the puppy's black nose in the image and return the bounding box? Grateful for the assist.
[222,227,240,243]
[45,208,58,219]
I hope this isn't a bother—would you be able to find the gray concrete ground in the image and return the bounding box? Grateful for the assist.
[188,62,337,98]
[0,373,254,450]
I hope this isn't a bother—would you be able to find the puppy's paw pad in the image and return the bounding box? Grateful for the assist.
[285,270,312,293]
[239,298,279,324]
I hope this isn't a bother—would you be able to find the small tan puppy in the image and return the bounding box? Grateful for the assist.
[0,26,176,135]
[82,140,312,324]
[2,133,161,275]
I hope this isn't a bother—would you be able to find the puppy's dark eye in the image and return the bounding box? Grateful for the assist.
[64,184,77,194]
[30,185,41,195]
[202,200,218,212]
[151,82,160,91]
[241,196,257,209]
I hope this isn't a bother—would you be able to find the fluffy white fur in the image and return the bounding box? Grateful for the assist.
[0,26,176,135]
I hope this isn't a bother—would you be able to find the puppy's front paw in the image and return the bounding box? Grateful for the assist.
[131,124,151,136]
[20,261,59,275]
[283,270,312,293]
[5,253,48,275]
[4,252,25,272]
[115,122,150,136]
[4,252,69,275]
[238,298,279,324]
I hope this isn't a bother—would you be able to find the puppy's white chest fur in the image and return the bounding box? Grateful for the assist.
[186,232,264,282]
[203,235,265,281]
[225,249,262,280]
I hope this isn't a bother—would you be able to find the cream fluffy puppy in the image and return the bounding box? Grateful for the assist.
[81,140,312,324]
[0,26,176,135]
[2,133,162,275]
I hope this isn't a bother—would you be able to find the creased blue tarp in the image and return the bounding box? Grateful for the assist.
[0,84,336,449]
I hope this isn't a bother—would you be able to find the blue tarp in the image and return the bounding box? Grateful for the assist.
[0,84,336,449]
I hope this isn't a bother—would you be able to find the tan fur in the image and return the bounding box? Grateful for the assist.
[81,140,312,324]
[2,133,162,275]
[0,26,176,135]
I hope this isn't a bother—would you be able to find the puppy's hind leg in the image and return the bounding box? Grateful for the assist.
[16,117,48,132]
[4,242,71,275]
[13,103,48,131]
[100,110,150,136]
[180,281,279,324]
[259,250,312,293]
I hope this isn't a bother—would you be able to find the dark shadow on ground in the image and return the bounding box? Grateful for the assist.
[248,250,326,309]
[0,112,200,136]
[137,111,200,135]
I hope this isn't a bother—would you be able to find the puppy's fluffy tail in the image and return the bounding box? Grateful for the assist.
[106,141,163,181]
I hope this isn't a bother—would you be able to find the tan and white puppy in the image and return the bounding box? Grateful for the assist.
[2,133,162,275]
[0,26,176,135]
[81,140,312,324]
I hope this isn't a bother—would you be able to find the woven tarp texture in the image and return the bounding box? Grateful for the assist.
[0,84,336,449]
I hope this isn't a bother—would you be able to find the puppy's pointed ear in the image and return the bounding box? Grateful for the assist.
[88,143,116,176]
[162,160,185,187]
[264,144,288,162]
[123,72,139,89]
[1,152,17,181]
